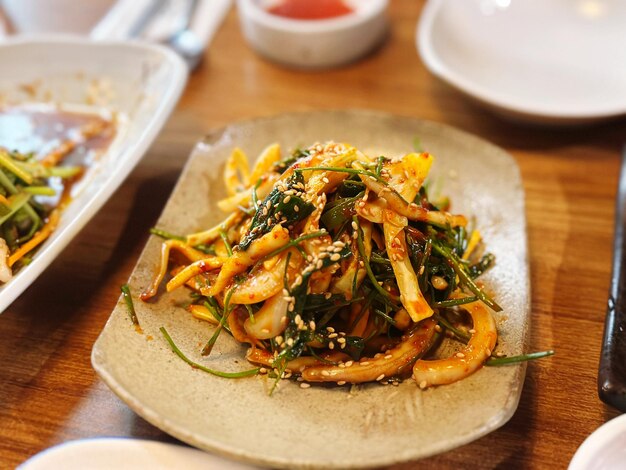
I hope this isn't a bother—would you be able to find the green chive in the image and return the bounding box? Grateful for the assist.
[160,327,259,378]
[486,350,555,366]
[121,284,139,326]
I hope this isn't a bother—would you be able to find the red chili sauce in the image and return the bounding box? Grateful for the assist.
[267,0,353,20]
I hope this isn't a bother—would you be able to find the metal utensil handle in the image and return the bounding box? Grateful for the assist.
[598,145,626,412]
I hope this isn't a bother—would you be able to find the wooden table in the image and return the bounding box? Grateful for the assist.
[1,1,624,468]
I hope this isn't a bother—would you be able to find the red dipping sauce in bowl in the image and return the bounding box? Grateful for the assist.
[268,0,353,20]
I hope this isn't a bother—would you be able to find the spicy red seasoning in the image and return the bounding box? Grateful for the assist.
[268,0,353,20]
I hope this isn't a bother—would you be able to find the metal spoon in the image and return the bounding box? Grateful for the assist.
[167,0,203,70]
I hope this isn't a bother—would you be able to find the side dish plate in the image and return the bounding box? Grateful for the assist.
[92,110,529,469]
[0,36,187,312]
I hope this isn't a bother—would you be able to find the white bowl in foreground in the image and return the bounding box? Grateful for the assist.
[237,0,388,69]
[0,36,187,312]
[569,413,626,470]
[18,438,257,470]
[418,0,626,125]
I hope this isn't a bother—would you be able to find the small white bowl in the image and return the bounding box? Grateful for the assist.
[569,413,626,470]
[237,0,388,69]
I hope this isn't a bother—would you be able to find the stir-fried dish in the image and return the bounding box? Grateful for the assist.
[0,106,115,283]
[143,141,505,390]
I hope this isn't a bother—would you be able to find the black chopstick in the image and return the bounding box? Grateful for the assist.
[598,145,626,412]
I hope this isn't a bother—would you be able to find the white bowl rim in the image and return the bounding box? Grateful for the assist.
[417,0,626,121]
[237,0,388,33]
[569,413,626,470]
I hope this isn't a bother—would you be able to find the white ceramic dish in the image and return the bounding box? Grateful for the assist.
[418,0,626,124]
[569,413,626,470]
[237,0,388,68]
[0,35,187,312]
[93,110,530,469]
[18,438,259,470]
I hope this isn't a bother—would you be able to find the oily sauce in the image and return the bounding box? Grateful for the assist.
[0,105,115,208]
[268,0,353,20]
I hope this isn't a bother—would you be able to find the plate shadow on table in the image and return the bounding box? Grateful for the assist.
[0,167,182,456]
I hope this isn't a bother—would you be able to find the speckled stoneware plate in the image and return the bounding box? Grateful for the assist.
[92,110,530,469]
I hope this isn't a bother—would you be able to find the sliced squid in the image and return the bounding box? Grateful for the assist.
[249,143,281,186]
[301,319,437,383]
[412,299,497,388]
[354,162,467,228]
[186,211,243,247]
[224,147,250,196]
[231,249,303,304]
[382,210,433,323]
[202,225,291,297]
[247,348,351,373]
[141,239,225,301]
[217,172,280,213]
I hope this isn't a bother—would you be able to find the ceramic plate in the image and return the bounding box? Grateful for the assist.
[19,438,258,470]
[0,36,187,312]
[92,110,530,469]
[418,0,626,124]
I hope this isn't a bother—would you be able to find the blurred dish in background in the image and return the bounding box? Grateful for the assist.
[1,0,116,34]
[0,36,186,313]
[417,0,626,125]
[237,0,388,69]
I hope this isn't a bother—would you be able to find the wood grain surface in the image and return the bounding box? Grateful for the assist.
[1,1,624,468]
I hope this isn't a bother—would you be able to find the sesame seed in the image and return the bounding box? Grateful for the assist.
[328,333,338,338]
[309,320,316,330]
[287,338,294,346]
[259,367,268,374]
[321,370,330,377]
[376,374,385,381]
[330,253,341,261]
[351,221,358,230]
[345,361,353,367]
[322,177,330,184]
[360,361,370,366]
[469,329,476,334]
[434,325,442,333]
[325,292,332,299]
[456,352,466,358]
[326,327,335,332]
[294,314,302,324]
[419,380,427,389]
[283,195,291,204]
[337,337,346,344]
[294,205,299,212]
[486,349,492,357]
[316,260,324,269]
[328,342,335,350]
[384,354,392,359]
[496,352,506,357]
[337,381,346,386]
[261,328,270,334]
[300,383,311,389]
